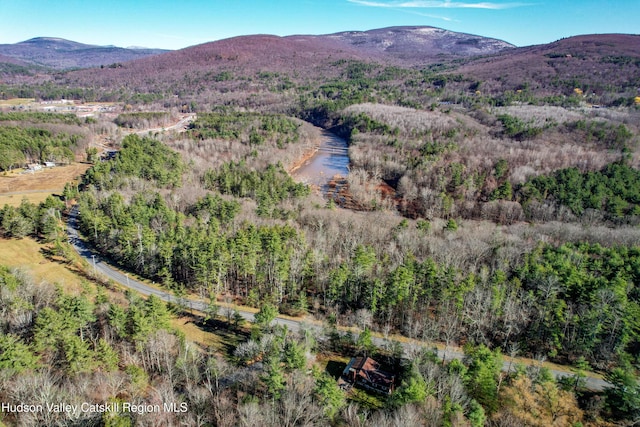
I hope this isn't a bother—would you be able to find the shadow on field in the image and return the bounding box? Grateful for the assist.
[195,316,250,357]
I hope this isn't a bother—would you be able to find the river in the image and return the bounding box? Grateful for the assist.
[291,130,349,191]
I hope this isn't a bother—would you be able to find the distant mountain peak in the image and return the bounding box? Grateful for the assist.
[0,37,170,69]
[19,37,88,48]
[317,25,514,63]
[23,37,71,43]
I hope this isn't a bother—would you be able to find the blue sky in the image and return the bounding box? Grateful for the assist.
[1,0,638,50]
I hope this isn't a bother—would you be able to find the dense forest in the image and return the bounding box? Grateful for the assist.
[0,112,90,171]
[1,262,616,426]
[519,162,640,219]
[73,132,640,367]
[3,131,639,425]
[1,31,640,426]
[49,112,635,424]
[0,126,76,171]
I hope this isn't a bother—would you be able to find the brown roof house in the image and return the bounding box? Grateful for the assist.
[341,356,396,395]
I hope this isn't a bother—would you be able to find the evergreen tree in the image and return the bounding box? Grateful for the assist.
[282,339,306,371]
[313,370,346,419]
[0,334,38,373]
[262,357,286,399]
[254,301,278,330]
[96,339,119,372]
[463,344,502,414]
[392,364,430,407]
[63,334,95,375]
[605,367,640,421]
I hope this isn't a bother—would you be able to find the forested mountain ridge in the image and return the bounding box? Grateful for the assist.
[0,26,511,72]
[319,26,514,61]
[2,29,636,111]
[0,37,169,70]
[456,33,640,101]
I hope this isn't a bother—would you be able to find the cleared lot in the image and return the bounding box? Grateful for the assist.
[0,163,91,206]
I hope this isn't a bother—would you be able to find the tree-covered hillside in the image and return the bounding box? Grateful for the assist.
[1,29,640,426]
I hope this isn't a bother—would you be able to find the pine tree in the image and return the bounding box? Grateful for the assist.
[254,301,278,330]
[262,357,286,399]
[392,364,430,407]
[313,370,346,419]
[283,339,306,371]
[0,334,38,373]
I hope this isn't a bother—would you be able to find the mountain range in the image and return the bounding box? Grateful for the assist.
[0,37,169,69]
[0,27,514,71]
[1,26,638,104]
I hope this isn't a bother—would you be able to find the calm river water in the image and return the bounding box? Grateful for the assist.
[292,130,349,190]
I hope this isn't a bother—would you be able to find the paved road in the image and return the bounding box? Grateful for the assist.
[67,205,298,330]
[66,206,609,391]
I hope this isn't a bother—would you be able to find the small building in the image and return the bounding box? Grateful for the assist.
[44,161,56,168]
[342,356,396,395]
[27,163,43,172]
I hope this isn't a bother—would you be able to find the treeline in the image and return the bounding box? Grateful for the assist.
[0,196,66,242]
[83,134,183,189]
[519,162,640,219]
[0,82,99,102]
[114,111,172,129]
[0,125,77,171]
[188,111,301,148]
[203,161,309,217]
[322,240,640,369]
[0,111,82,125]
[77,188,306,306]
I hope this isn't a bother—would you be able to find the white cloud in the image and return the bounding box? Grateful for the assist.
[347,0,528,10]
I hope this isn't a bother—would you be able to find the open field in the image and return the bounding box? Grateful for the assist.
[0,163,90,195]
[0,191,54,207]
[0,98,36,107]
[0,237,88,293]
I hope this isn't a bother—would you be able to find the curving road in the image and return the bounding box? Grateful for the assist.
[66,205,609,391]
[67,205,301,331]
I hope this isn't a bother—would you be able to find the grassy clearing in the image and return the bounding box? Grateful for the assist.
[0,98,35,106]
[0,163,90,194]
[171,314,250,359]
[349,387,387,409]
[0,191,53,207]
[317,353,350,377]
[0,237,88,293]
